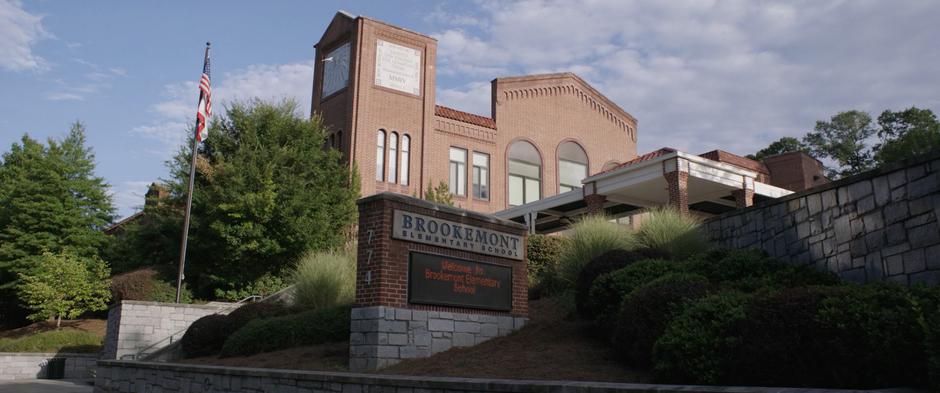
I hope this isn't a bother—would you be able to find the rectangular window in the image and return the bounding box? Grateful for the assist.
[400,135,410,186]
[449,147,467,196]
[389,133,398,183]
[508,175,524,206]
[375,131,385,181]
[508,159,541,206]
[472,152,489,200]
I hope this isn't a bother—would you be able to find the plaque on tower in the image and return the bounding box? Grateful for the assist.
[375,39,421,95]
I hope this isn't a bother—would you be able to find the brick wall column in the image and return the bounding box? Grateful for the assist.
[731,188,755,208]
[664,171,689,215]
[584,194,607,216]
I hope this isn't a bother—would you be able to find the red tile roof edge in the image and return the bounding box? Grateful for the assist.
[591,147,677,176]
[434,105,496,129]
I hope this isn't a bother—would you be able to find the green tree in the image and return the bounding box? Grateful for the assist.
[874,107,940,165]
[803,110,876,178]
[747,137,809,161]
[151,100,359,299]
[0,123,113,321]
[18,252,111,328]
[423,180,454,206]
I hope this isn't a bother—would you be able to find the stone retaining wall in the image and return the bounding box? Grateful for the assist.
[705,152,940,284]
[102,300,234,360]
[349,306,526,371]
[94,360,872,393]
[0,352,96,381]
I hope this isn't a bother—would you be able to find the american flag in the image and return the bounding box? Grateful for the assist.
[195,53,211,142]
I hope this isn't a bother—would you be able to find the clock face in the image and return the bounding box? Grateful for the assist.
[322,42,350,97]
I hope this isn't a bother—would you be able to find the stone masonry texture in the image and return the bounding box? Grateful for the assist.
[101,300,233,360]
[94,360,875,393]
[0,352,96,381]
[705,153,940,285]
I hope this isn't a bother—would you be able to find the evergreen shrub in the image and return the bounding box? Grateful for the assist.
[652,291,751,384]
[220,305,351,357]
[575,248,670,319]
[526,234,568,299]
[613,273,711,366]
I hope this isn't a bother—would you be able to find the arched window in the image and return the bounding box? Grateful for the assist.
[389,132,399,183]
[375,130,385,181]
[400,134,410,185]
[508,141,541,206]
[558,141,588,192]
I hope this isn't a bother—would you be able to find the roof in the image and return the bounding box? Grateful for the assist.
[592,147,677,176]
[698,150,769,175]
[104,211,144,235]
[434,105,496,129]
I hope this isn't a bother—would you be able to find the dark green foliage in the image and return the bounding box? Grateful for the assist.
[575,248,669,319]
[683,248,838,292]
[612,273,711,366]
[653,291,752,384]
[179,301,292,358]
[926,304,940,391]
[814,285,927,388]
[803,110,877,178]
[874,107,940,166]
[423,180,454,206]
[220,305,351,357]
[587,259,680,333]
[121,101,359,299]
[0,123,113,322]
[179,314,231,358]
[730,286,845,387]
[747,137,809,161]
[526,234,568,299]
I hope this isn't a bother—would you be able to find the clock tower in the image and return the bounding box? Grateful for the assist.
[312,11,438,198]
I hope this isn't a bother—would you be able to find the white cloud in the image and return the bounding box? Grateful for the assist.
[0,0,51,72]
[133,61,315,157]
[45,92,83,101]
[429,0,940,156]
[109,180,154,219]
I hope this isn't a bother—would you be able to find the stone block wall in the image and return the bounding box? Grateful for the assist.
[349,306,526,370]
[705,153,940,284]
[101,300,233,360]
[0,352,97,380]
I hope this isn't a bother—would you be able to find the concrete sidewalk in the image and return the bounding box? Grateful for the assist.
[0,379,92,393]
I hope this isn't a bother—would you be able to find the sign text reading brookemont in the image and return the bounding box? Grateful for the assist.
[393,210,523,260]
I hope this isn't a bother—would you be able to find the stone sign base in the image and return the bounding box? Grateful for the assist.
[349,306,527,371]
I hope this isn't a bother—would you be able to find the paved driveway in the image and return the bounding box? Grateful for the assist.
[0,379,92,393]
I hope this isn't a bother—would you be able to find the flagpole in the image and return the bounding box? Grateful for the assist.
[175,42,211,303]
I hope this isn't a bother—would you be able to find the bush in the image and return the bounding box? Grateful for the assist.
[179,315,231,358]
[110,268,193,304]
[576,249,670,319]
[815,284,927,388]
[292,251,356,310]
[652,291,752,384]
[0,330,102,353]
[558,215,634,288]
[220,305,351,357]
[215,273,288,302]
[684,248,839,293]
[613,273,711,366]
[730,286,845,387]
[587,259,681,333]
[180,301,292,358]
[927,306,940,391]
[526,235,568,298]
[635,207,710,260]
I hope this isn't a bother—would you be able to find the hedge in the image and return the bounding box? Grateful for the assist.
[220,304,351,357]
[612,273,711,366]
[586,259,679,333]
[180,301,292,358]
[575,248,669,319]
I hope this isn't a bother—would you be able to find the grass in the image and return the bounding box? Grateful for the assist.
[635,207,710,260]
[558,215,635,286]
[292,250,356,310]
[0,329,102,353]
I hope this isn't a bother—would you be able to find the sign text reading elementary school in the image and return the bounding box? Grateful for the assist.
[392,210,524,260]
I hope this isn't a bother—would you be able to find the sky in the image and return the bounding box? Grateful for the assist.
[2,0,939,220]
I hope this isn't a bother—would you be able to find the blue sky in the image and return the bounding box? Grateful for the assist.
[2,1,939,220]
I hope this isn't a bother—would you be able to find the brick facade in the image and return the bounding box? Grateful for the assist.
[664,170,690,215]
[312,12,636,214]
